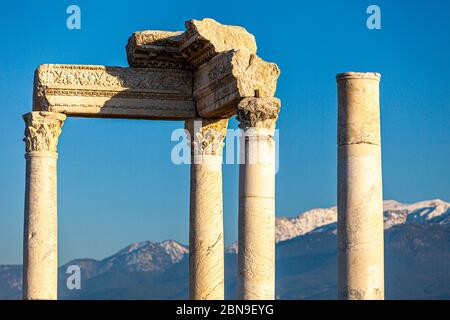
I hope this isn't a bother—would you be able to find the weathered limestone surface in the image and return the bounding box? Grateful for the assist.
[23,111,66,300]
[180,18,257,68]
[127,18,257,69]
[186,118,228,300]
[126,31,188,69]
[336,72,384,300]
[194,50,280,117]
[33,64,196,119]
[337,72,381,146]
[236,97,280,300]
[127,18,279,118]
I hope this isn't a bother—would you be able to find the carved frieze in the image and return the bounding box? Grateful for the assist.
[33,64,196,119]
[35,64,192,93]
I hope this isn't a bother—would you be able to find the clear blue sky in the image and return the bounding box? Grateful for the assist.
[0,0,449,264]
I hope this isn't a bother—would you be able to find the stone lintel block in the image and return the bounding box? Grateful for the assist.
[33,64,196,120]
[194,50,280,118]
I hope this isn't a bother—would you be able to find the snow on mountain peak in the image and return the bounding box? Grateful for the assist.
[64,200,449,263]
[160,240,189,263]
[276,206,337,242]
[275,199,450,243]
[100,239,188,273]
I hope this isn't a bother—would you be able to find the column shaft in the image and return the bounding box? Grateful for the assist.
[236,97,280,300]
[336,72,384,300]
[23,111,66,300]
[187,119,227,300]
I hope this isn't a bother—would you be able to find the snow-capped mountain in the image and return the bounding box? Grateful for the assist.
[61,240,189,280]
[383,199,450,228]
[276,206,337,242]
[111,239,188,272]
[1,199,449,300]
[275,199,450,243]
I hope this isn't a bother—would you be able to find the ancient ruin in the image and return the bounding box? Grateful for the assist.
[22,18,384,300]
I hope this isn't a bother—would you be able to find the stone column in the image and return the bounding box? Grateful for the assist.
[186,118,228,300]
[236,97,280,300]
[23,111,66,300]
[336,72,384,300]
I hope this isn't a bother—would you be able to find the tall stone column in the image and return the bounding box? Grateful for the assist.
[236,97,280,300]
[186,118,228,300]
[336,72,384,300]
[23,111,66,300]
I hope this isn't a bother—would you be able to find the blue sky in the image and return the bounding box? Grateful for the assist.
[0,0,449,264]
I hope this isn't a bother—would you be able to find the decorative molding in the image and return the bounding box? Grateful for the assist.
[133,31,182,47]
[236,97,281,130]
[35,64,192,93]
[186,119,228,156]
[127,18,257,69]
[193,50,280,118]
[23,112,66,153]
[126,31,192,69]
[40,88,193,101]
[33,64,196,119]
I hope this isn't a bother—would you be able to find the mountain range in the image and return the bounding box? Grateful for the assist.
[1,199,449,299]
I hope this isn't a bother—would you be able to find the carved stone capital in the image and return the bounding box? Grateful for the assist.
[23,112,66,153]
[186,118,228,157]
[236,97,281,131]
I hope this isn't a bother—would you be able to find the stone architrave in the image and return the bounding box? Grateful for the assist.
[33,64,196,119]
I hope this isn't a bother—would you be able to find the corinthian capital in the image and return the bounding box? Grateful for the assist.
[236,97,281,131]
[186,118,228,157]
[23,112,66,153]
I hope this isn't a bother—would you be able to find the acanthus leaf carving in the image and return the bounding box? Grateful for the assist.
[23,112,66,153]
[236,97,281,130]
[186,119,228,157]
